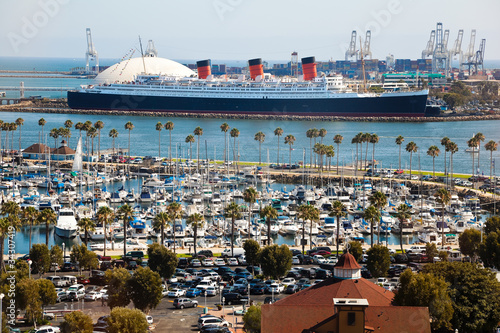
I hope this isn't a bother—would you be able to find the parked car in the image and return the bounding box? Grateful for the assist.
[173,297,199,309]
[285,284,300,294]
[205,286,218,296]
[214,258,226,266]
[282,278,296,286]
[198,316,230,330]
[221,293,249,305]
[292,256,300,265]
[56,291,68,303]
[268,283,285,294]
[250,284,266,295]
[168,288,186,298]
[67,290,85,301]
[84,291,102,301]
[197,250,214,257]
[33,326,60,333]
[227,258,239,266]
[186,288,203,298]
[190,259,202,267]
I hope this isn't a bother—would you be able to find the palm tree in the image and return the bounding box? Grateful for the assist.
[38,118,46,143]
[77,217,95,245]
[356,132,364,171]
[152,211,170,247]
[311,129,319,167]
[440,137,450,176]
[0,120,3,162]
[60,128,71,146]
[395,135,404,171]
[0,218,10,272]
[260,205,277,245]
[274,127,284,165]
[185,135,195,160]
[362,132,371,170]
[427,145,440,177]
[435,188,451,249]
[2,123,10,157]
[167,202,182,253]
[319,128,327,144]
[474,132,485,178]
[363,205,380,248]
[75,122,84,138]
[0,203,22,272]
[369,191,387,244]
[9,123,17,154]
[220,123,230,166]
[485,140,498,183]
[405,141,418,178]
[467,137,479,185]
[230,128,240,169]
[254,131,265,165]
[306,129,315,169]
[49,128,60,150]
[37,208,56,246]
[326,145,334,172]
[243,187,258,239]
[351,133,360,171]
[313,143,328,173]
[224,202,242,257]
[187,213,205,255]
[109,129,118,155]
[88,127,98,155]
[329,201,346,256]
[333,134,343,174]
[15,117,24,152]
[124,121,134,158]
[82,121,92,157]
[446,141,458,188]
[21,206,39,251]
[93,120,104,157]
[96,206,114,257]
[155,122,163,158]
[117,204,134,257]
[194,127,203,171]
[165,121,174,169]
[64,119,73,130]
[297,204,319,251]
[284,134,296,168]
[370,134,379,171]
[396,204,411,253]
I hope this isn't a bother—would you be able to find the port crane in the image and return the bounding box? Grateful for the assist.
[432,23,450,75]
[449,29,463,73]
[85,28,99,74]
[345,31,358,61]
[362,30,372,60]
[145,40,158,57]
[461,30,476,72]
[421,30,435,59]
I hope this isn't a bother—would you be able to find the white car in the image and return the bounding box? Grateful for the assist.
[292,256,300,265]
[205,286,218,296]
[34,325,60,333]
[191,259,202,267]
[167,288,186,298]
[312,255,326,264]
[227,258,239,266]
[84,291,102,301]
[167,276,178,284]
[202,259,214,267]
[214,258,226,266]
[269,283,284,294]
[237,255,247,265]
[282,278,296,286]
[145,315,153,324]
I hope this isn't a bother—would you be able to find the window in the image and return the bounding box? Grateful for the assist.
[347,312,356,326]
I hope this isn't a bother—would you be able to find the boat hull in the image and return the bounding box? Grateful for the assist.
[55,226,78,238]
[68,90,428,117]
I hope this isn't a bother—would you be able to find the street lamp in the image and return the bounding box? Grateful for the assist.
[28,260,32,279]
[248,283,251,307]
[62,242,65,261]
[0,293,4,330]
[222,297,225,318]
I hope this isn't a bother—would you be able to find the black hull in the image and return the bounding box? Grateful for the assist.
[67,91,428,117]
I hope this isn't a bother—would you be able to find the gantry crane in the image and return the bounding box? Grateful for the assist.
[85,28,99,74]
[345,31,358,61]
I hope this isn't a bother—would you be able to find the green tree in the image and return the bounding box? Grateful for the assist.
[77,217,95,245]
[105,267,132,309]
[221,122,230,166]
[393,269,453,331]
[458,228,481,261]
[166,202,182,253]
[15,117,24,152]
[243,304,261,333]
[442,92,465,108]
[109,128,118,155]
[38,118,46,143]
[70,244,98,275]
[187,213,204,255]
[16,278,42,324]
[37,208,56,246]
[152,211,170,246]
[127,267,163,313]
[50,244,64,269]
[347,241,363,262]
[107,307,149,333]
[193,126,203,171]
[49,127,60,150]
[426,145,440,177]
[155,121,163,158]
[405,141,418,178]
[94,120,104,157]
[440,136,451,176]
[225,202,242,257]
[333,134,343,174]
[425,243,438,262]
[297,204,319,251]
[117,204,134,257]
[260,205,277,246]
[254,131,265,165]
[147,243,178,280]
[21,206,39,251]
[185,134,195,161]
[479,230,500,269]
[96,206,114,257]
[60,311,94,333]
[165,121,174,170]
[230,128,240,172]
[37,278,57,310]
[284,134,296,168]
[396,204,411,253]
[446,141,459,186]
[369,191,387,245]
[435,188,451,248]
[260,244,292,280]
[424,261,500,332]
[243,239,261,274]
[30,243,50,276]
[366,244,390,278]
[484,216,500,235]
[485,140,498,183]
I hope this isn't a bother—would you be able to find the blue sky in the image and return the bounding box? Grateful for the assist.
[1,0,499,62]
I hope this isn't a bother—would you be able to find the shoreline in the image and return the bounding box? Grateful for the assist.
[1,102,499,122]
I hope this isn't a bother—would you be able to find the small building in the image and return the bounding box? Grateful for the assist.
[22,143,52,160]
[261,252,431,333]
[51,140,75,161]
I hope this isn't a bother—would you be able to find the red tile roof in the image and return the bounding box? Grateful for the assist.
[274,277,394,307]
[52,146,75,155]
[335,252,361,269]
[23,143,51,154]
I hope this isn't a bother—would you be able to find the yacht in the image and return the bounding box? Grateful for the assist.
[55,207,79,238]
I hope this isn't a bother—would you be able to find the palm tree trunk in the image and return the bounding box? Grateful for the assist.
[259,141,261,165]
[267,217,271,245]
[104,221,107,257]
[309,139,312,170]
[161,224,164,246]
[370,219,374,248]
[360,143,363,171]
[399,145,402,170]
[224,133,227,165]
[0,236,5,273]
[98,131,101,157]
[277,138,280,165]
[433,157,435,177]
[85,228,88,245]
[377,215,381,245]
[158,131,161,158]
[194,225,198,256]
[472,148,475,186]
[248,206,252,240]
[231,217,235,257]
[365,142,369,170]
[128,131,131,157]
[409,152,413,178]
[124,219,127,257]
[336,143,340,174]
[46,221,49,246]
[372,144,375,172]
[173,223,176,254]
[336,215,340,256]
[169,131,172,174]
[29,221,33,251]
[289,145,292,169]
[399,221,403,253]
[197,137,200,172]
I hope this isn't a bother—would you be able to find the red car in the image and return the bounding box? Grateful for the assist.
[77,276,90,285]
[394,169,404,174]
[311,250,331,256]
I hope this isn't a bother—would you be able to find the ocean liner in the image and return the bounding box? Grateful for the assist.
[68,57,428,117]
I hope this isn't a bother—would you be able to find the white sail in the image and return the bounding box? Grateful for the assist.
[72,137,83,172]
